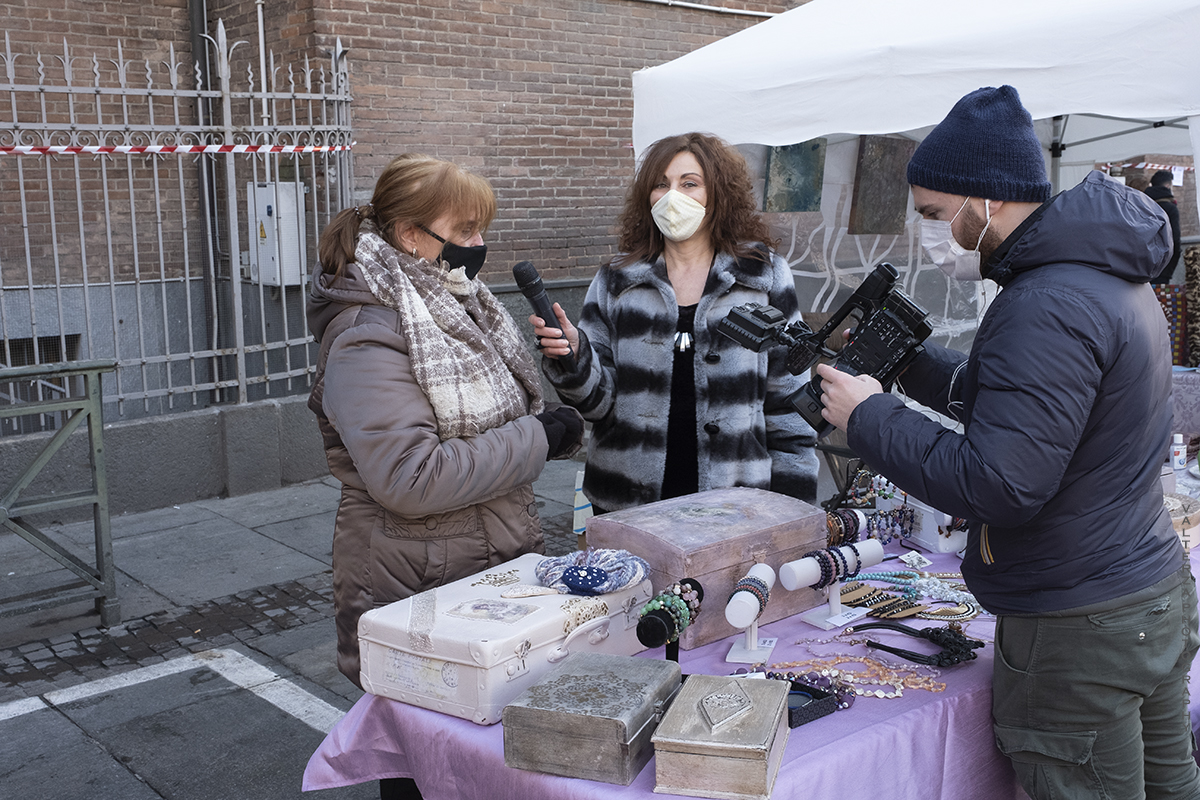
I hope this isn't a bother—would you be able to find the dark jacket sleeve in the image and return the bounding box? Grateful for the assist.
[848,285,1102,527]
[895,342,970,418]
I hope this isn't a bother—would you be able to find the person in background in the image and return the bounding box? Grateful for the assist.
[817,85,1200,799]
[308,154,583,800]
[1147,168,1183,284]
[1126,174,1151,192]
[531,132,819,513]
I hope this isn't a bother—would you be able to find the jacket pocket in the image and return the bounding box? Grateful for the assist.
[381,505,482,541]
[993,724,1106,798]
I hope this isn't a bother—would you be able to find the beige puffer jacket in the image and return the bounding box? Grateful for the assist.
[307,261,549,686]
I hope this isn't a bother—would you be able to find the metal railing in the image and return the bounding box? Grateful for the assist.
[0,21,353,430]
[0,360,119,624]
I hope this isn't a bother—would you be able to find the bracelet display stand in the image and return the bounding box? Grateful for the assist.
[724,563,778,664]
[779,539,885,630]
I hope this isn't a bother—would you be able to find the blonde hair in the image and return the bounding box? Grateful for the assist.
[318,154,496,277]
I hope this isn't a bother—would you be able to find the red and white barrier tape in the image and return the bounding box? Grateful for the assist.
[0,143,354,156]
[1103,161,1194,172]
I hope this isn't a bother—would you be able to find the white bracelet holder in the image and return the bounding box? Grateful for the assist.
[723,563,779,664]
[779,538,885,631]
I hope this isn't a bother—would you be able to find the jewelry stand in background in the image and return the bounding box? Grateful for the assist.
[724,563,778,664]
[780,539,885,630]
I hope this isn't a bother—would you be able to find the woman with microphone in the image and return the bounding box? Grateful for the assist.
[531,132,818,514]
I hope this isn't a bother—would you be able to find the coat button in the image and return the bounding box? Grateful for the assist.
[1138,632,1146,641]
[424,517,438,530]
[704,422,720,435]
[527,502,538,516]
[704,352,720,363]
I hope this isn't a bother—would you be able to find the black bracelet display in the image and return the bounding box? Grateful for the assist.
[844,621,985,667]
[637,578,705,649]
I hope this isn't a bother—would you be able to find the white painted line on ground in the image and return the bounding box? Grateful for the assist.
[197,649,346,733]
[45,655,199,705]
[0,696,47,722]
[0,648,346,734]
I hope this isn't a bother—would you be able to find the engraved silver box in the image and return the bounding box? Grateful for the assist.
[651,674,790,800]
[502,652,682,785]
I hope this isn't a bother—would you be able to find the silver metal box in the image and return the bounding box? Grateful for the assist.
[503,652,682,785]
[651,674,789,800]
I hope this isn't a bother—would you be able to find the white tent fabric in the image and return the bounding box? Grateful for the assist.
[632,0,1200,195]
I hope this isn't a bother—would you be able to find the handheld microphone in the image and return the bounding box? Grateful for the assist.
[513,260,573,357]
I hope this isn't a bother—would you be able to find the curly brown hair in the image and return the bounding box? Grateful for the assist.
[612,132,776,268]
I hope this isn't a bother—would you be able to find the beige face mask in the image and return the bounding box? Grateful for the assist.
[651,189,706,242]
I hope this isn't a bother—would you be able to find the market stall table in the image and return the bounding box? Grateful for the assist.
[304,544,1028,799]
[302,545,1200,800]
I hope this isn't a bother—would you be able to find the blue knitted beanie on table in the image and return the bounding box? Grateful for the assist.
[906,85,1050,203]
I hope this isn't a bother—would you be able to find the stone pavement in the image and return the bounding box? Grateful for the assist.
[0,453,587,800]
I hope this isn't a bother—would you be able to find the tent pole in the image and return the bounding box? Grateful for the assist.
[1050,115,1064,193]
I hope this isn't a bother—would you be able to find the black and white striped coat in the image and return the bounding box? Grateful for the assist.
[543,248,819,512]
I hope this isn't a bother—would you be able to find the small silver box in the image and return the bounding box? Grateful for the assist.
[651,674,790,800]
[503,653,682,785]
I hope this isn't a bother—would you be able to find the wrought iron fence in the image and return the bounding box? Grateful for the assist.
[0,21,353,431]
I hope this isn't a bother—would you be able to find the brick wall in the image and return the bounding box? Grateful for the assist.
[212,0,798,282]
[3,0,801,283]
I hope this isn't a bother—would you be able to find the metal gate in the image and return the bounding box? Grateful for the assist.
[0,20,353,430]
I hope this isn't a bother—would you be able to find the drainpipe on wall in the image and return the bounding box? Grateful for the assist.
[257,0,272,183]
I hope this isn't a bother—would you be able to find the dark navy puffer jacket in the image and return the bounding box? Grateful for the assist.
[543,248,819,513]
[849,171,1182,616]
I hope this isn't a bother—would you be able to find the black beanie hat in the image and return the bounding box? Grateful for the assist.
[907,85,1050,203]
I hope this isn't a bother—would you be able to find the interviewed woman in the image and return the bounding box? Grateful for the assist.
[533,132,818,513]
[308,154,583,693]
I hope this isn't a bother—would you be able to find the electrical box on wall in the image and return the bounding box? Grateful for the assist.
[246,182,308,286]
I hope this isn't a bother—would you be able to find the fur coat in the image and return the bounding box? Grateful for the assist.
[543,248,819,512]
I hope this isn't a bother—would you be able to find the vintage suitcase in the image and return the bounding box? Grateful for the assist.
[357,553,652,725]
[502,652,682,785]
[587,487,826,649]
[651,674,789,800]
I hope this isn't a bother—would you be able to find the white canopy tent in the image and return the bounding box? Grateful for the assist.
[632,0,1200,216]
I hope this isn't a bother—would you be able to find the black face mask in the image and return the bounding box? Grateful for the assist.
[419,225,487,280]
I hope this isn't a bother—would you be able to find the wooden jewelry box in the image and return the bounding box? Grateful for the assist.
[502,652,682,785]
[357,553,651,725]
[651,673,790,800]
[587,487,826,649]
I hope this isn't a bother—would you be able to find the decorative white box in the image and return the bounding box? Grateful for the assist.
[357,553,651,725]
[651,674,790,800]
[503,652,682,785]
[586,488,826,649]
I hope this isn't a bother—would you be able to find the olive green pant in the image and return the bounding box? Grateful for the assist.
[992,567,1200,799]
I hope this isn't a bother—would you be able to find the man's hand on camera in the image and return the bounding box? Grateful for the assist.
[816,363,883,432]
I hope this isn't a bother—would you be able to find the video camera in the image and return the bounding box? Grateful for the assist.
[718,262,932,437]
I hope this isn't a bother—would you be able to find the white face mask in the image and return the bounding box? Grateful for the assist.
[920,197,992,281]
[651,189,706,242]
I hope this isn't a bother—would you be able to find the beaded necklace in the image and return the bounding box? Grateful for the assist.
[855,569,919,599]
[767,654,946,698]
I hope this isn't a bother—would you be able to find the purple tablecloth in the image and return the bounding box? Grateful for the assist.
[303,545,1036,799]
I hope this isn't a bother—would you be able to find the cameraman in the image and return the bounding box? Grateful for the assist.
[818,85,1200,800]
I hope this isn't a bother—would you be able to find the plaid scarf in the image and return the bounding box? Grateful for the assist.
[353,221,543,441]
